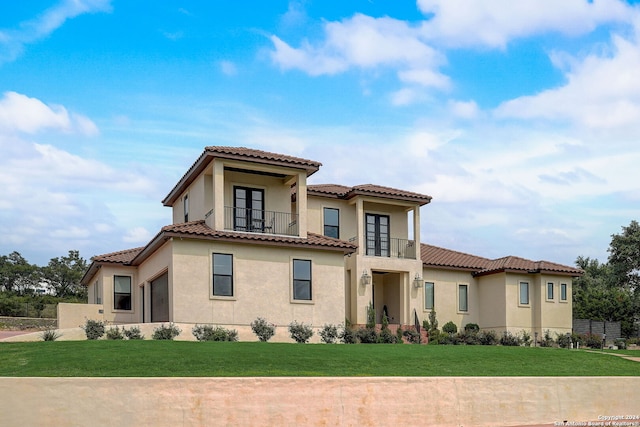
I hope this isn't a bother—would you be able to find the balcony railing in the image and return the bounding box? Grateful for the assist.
[350,236,416,259]
[224,206,298,236]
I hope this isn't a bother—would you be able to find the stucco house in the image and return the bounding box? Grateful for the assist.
[67,146,582,339]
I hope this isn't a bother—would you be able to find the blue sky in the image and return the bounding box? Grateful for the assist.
[1,0,638,267]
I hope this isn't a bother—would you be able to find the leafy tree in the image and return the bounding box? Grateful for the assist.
[608,220,640,292]
[0,252,38,294]
[41,250,88,298]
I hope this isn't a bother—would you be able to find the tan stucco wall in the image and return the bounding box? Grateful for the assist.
[1,376,637,427]
[170,239,346,327]
[90,265,139,324]
[421,268,480,330]
[477,272,507,331]
[57,303,104,329]
[137,241,173,323]
[307,196,357,240]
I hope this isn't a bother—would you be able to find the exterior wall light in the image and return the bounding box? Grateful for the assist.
[361,270,372,286]
[414,273,423,288]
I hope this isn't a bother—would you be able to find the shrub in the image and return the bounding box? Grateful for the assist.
[458,330,479,345]
[106,326,125,340]
[396,325,404,344]
[192,325,238,342]
[422,319,430,331]
[403,328,421,344]
[477,330,498,345]
[357,327,379,344]
[464,323,480,333]
[365,302,376,329]
[378,327,398,344]
[556,333,572,349]
[251,317,276,342]
[427,329,441,345]
[520,330,532,347]
[538,330,554,347]
[500,331,521,346]
[584,333,603,349]
[319,324,339,344]
[123,326,144,340]
[615,339,626,350]
[40,329,61,341]
[438,333,460,345]
[288,321,314,343]
[152,323,181,340]
[83,319,106,340]
[340,324,358,344]
[442,321,458,335]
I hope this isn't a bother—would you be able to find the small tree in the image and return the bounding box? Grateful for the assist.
[251,317,276,342]
[288,321,314,343]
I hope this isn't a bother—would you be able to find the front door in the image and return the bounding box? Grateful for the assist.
[150,273,169,322]
[366,214,390,257]
[234,187,264,232]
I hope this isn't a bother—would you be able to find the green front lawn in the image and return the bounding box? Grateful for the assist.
[0,341,638,377]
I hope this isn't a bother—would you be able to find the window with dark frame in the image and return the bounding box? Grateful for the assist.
[425,282,434,310]
[560,283,568,301]
[458,284,468,312]
[520,281,529,305]
[293,259,312,300]
[184,194,189,222]
[212,253,233,296]
[547,282,554,300]
[95,280,102,305]
[114,275,131,310]
[323,207,340,239]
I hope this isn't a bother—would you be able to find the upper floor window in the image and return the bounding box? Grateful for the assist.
[458,284,468,312]
[234,186,265,232]
[293,259,312,300]
[323,208,339,239]
[425,282,434,310]
[547,282,554,300]
[366,213,389,257]
[212,253,233,296]
[114,275,132,310]
[519,281,529,305]
[184,194,189,222]
[560,283,568,301]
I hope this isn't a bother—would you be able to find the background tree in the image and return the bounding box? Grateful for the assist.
[0,252,39,294]
[41,250,88,298]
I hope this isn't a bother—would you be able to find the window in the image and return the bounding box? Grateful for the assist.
[114,275,131,310]
[212,253,233,296]
[547,282,554,300]
[425,282,434,310]
[366,213,390,257]
[458,284,468,312]
[519,281,529,305]
[560,283,568,301]
[293,259,312,300]
[94,281,102,304]
[183,194,189,222]
[234,186,264,232]
[323,208,339,239]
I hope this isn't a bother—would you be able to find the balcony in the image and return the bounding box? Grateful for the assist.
[224,206,298,236]
[350,236,416,259]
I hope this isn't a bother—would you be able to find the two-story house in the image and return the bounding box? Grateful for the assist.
[68,146,581,339]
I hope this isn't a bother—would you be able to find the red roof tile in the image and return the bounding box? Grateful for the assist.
[163,146,321,206]
[92,247,144,264]
[421,244,582,276]
[308,183,432,205]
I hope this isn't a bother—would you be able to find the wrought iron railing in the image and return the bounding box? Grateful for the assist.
[224,206,298,236]
[349,236,416,259]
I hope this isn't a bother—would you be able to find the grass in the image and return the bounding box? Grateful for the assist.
[0,341,639,377]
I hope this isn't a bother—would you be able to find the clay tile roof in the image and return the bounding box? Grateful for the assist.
[92,247,144,264]
[156,220,356,253]
[308,183,432,205]
[477,256,583,276]
[421,244,492,270]
[163,146,321,206]
[307,184,352,198]
[205,146,321,170]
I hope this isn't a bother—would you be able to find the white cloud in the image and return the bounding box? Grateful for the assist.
[495,31,640,131]
[270,14,448,88]
[417,0,633,48]
[220,60,238,76]
[0,91,98,135]
[0,0,112,63]
[123,227,152,244]
[448,100,480,119]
